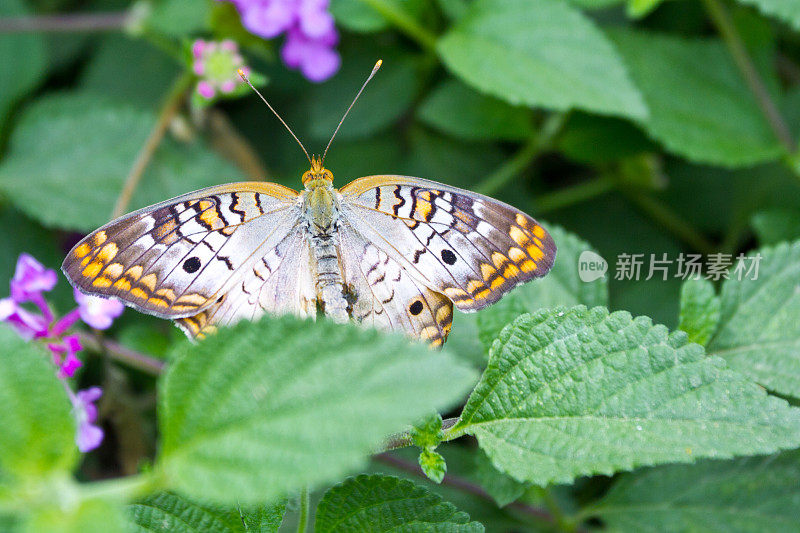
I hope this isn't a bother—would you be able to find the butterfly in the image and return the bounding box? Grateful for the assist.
[62,62,556,347]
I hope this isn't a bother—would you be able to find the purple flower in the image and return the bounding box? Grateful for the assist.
[282,26,340,82]
[70,387,104,453]
[10,254,56,321]
[192,39,250,100]
[220,0,340,82]
[73,288,124,330]
[48,334,83,378]
[0,297,48,339]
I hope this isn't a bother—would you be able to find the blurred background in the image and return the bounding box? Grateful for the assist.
[1,0,800,528]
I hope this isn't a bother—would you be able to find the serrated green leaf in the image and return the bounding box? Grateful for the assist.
[752,208,800,246]
[472,448,525,507]
[476,225,608,349]
[708,241,800,398]
[437,0,647,120]
[0,327,76,482]
[0,0,46,128]
[452,306,800,486]
[593,450,800,532]
[735,0,800,32]
[315,474,484,532]
[372,449,532,531]
[417,79,534,141]
[419,450,447,484]
[129,492,286,533]
[678,278,720,346]
[609,29,783,167]
[0,93,242,232]
[23,497,126,533]
[157,315,477,504]
[411,413,444,450]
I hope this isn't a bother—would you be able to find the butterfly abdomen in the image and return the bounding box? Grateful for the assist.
[304,185,349,323]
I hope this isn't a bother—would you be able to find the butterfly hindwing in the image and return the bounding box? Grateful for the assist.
[339,175,556,312]
[62,182,302,325]
[338,219,453,346]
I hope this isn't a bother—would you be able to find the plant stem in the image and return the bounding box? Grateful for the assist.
[535,175,615,214]
[358,0,438,51]
[296,486,310,533]
[533,486,578,533]
[0,12,128,33]
[619,189,717,254]
[701,0,797,155]
[79,332,165,375]
[374,452,561,526]
[111,72,192,219]
[475,112,567,197]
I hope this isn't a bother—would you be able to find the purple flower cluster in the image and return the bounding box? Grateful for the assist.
[0,254,124,452]
[222,0,341,82]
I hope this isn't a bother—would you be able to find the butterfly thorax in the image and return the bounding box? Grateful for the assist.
[300,163,349,323]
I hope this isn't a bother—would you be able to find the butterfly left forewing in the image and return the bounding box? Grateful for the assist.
[62,182,301,322]
[339,175,556,313]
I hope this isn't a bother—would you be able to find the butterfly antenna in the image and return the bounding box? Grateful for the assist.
[238,68,312,165]
[321,60,382,164]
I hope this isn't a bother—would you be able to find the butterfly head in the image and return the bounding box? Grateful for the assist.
[302,155,334,188]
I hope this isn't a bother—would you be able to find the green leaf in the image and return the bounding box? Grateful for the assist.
[557,112,656,165]
[752,208,800,246]
[0,327,76,482]
[129,492,286,532]
[315,474,484,532]
[472,449,525,507]
[678,278,720,346]
[0,0,46,128]
[476,225,608,349]
[0,92,242,232]
[437,0,647,120]
[306,48,419,141]
[451,306,800,487]
[24,498,127,533]
[331,0,388,32]
[411,413,444,450]
[609,29,783,167]
[80,35,181,108]
[627,0,664,17]
[735,0,800,32]
[707,241,800,398]
[417,79,534,141]
[593,450,800,532]
[157,315,477,504]
[419,450,447,484]
[148,0,210,37]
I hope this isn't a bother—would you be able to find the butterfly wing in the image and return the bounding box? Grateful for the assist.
[62,182,315,338]
[338,218,453,347]
[338,175,556,314]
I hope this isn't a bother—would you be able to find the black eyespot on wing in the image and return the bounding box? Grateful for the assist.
[409,300,424,316]
[441,249,457,265]
[183,257,201,273]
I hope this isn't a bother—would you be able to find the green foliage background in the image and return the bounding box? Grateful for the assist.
[2,0,800,530]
